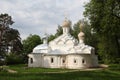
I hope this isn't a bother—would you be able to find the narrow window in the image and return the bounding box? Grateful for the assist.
[82,59,85,64]
[74,59,76,63]
[51,58,54,63]
[63,59,65,63]
[30,58,33,63]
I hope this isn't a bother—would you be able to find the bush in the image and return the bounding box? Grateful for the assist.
[0,56,6,66]
[5,53,24,65]
[115,58,120,64]
[0,66,8,72]
[0,60,5,66]
[108,64,120,71]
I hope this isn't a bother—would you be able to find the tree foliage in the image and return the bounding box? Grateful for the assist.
[84,0,120,63]
[55,25,63,37]
[4,28,23,54]
[5,53,23,65]
[22,34,42,54]
[48,34,56,42]
[0,13,22,56]
[72,20,98,48]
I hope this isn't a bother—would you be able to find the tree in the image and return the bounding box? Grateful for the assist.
[0,14,14,45]
[48,34,56,42]
[72,20,82,40]
[22,34,42,54]
[4,28,23,54]
[0,13,22,56]
[55,25,63,37]
[72,19,98,47]
[0,14,14,55]
[0,13,23,65]
[84,0,120,63]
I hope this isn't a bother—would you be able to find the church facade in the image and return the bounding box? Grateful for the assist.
[28,18,98,69]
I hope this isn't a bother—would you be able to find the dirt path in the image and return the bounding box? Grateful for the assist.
[7,69,17,73]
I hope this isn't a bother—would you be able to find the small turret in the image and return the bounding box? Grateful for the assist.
[62,17,71,27]
[43,33,48,44]
[78,23,85,44]
[62,17,71,34]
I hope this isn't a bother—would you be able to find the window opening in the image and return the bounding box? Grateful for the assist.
[63,59,65,63]
[51,58,54,63]
[82,59,85,64]
[74,59,77,63]
[30,58,33,63]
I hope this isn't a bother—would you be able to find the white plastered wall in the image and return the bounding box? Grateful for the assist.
[66,54,98,69]
[28,53,98,69]
[43,55,67,68]
[28,54,43,67]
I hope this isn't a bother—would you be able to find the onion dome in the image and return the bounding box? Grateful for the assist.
[78,23,85,43]
[62,17,71,27]
[32,33,50,53]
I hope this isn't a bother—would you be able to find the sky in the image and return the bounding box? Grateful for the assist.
[0,0,89,40]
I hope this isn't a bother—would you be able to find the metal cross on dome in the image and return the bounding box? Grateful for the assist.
[64,12,69,20]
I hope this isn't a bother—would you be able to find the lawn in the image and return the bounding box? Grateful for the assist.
[6,64,74,73]
[0,64,120,80]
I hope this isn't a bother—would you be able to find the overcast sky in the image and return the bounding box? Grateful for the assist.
[0,0,89,40]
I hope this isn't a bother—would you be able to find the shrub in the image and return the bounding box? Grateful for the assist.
[5,53,24,65]
[0,66,8,72]
[0,56,6,66]
[108,64,120,71]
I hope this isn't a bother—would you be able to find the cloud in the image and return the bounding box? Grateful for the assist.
[0,0,89,40]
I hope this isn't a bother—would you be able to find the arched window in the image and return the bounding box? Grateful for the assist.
[74,59,77,63]
[30,58,33,64]
[51,58,54,63]
[82,59,85,64]
[63,59,65,63]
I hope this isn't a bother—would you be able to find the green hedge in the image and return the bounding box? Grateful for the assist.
[5,53,24,65]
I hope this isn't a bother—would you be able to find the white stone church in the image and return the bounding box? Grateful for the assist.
[28,17,98,69]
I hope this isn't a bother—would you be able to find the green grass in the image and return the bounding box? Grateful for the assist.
[8,64,73,73]
[107,64,120,71]
[0,64,120,80]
